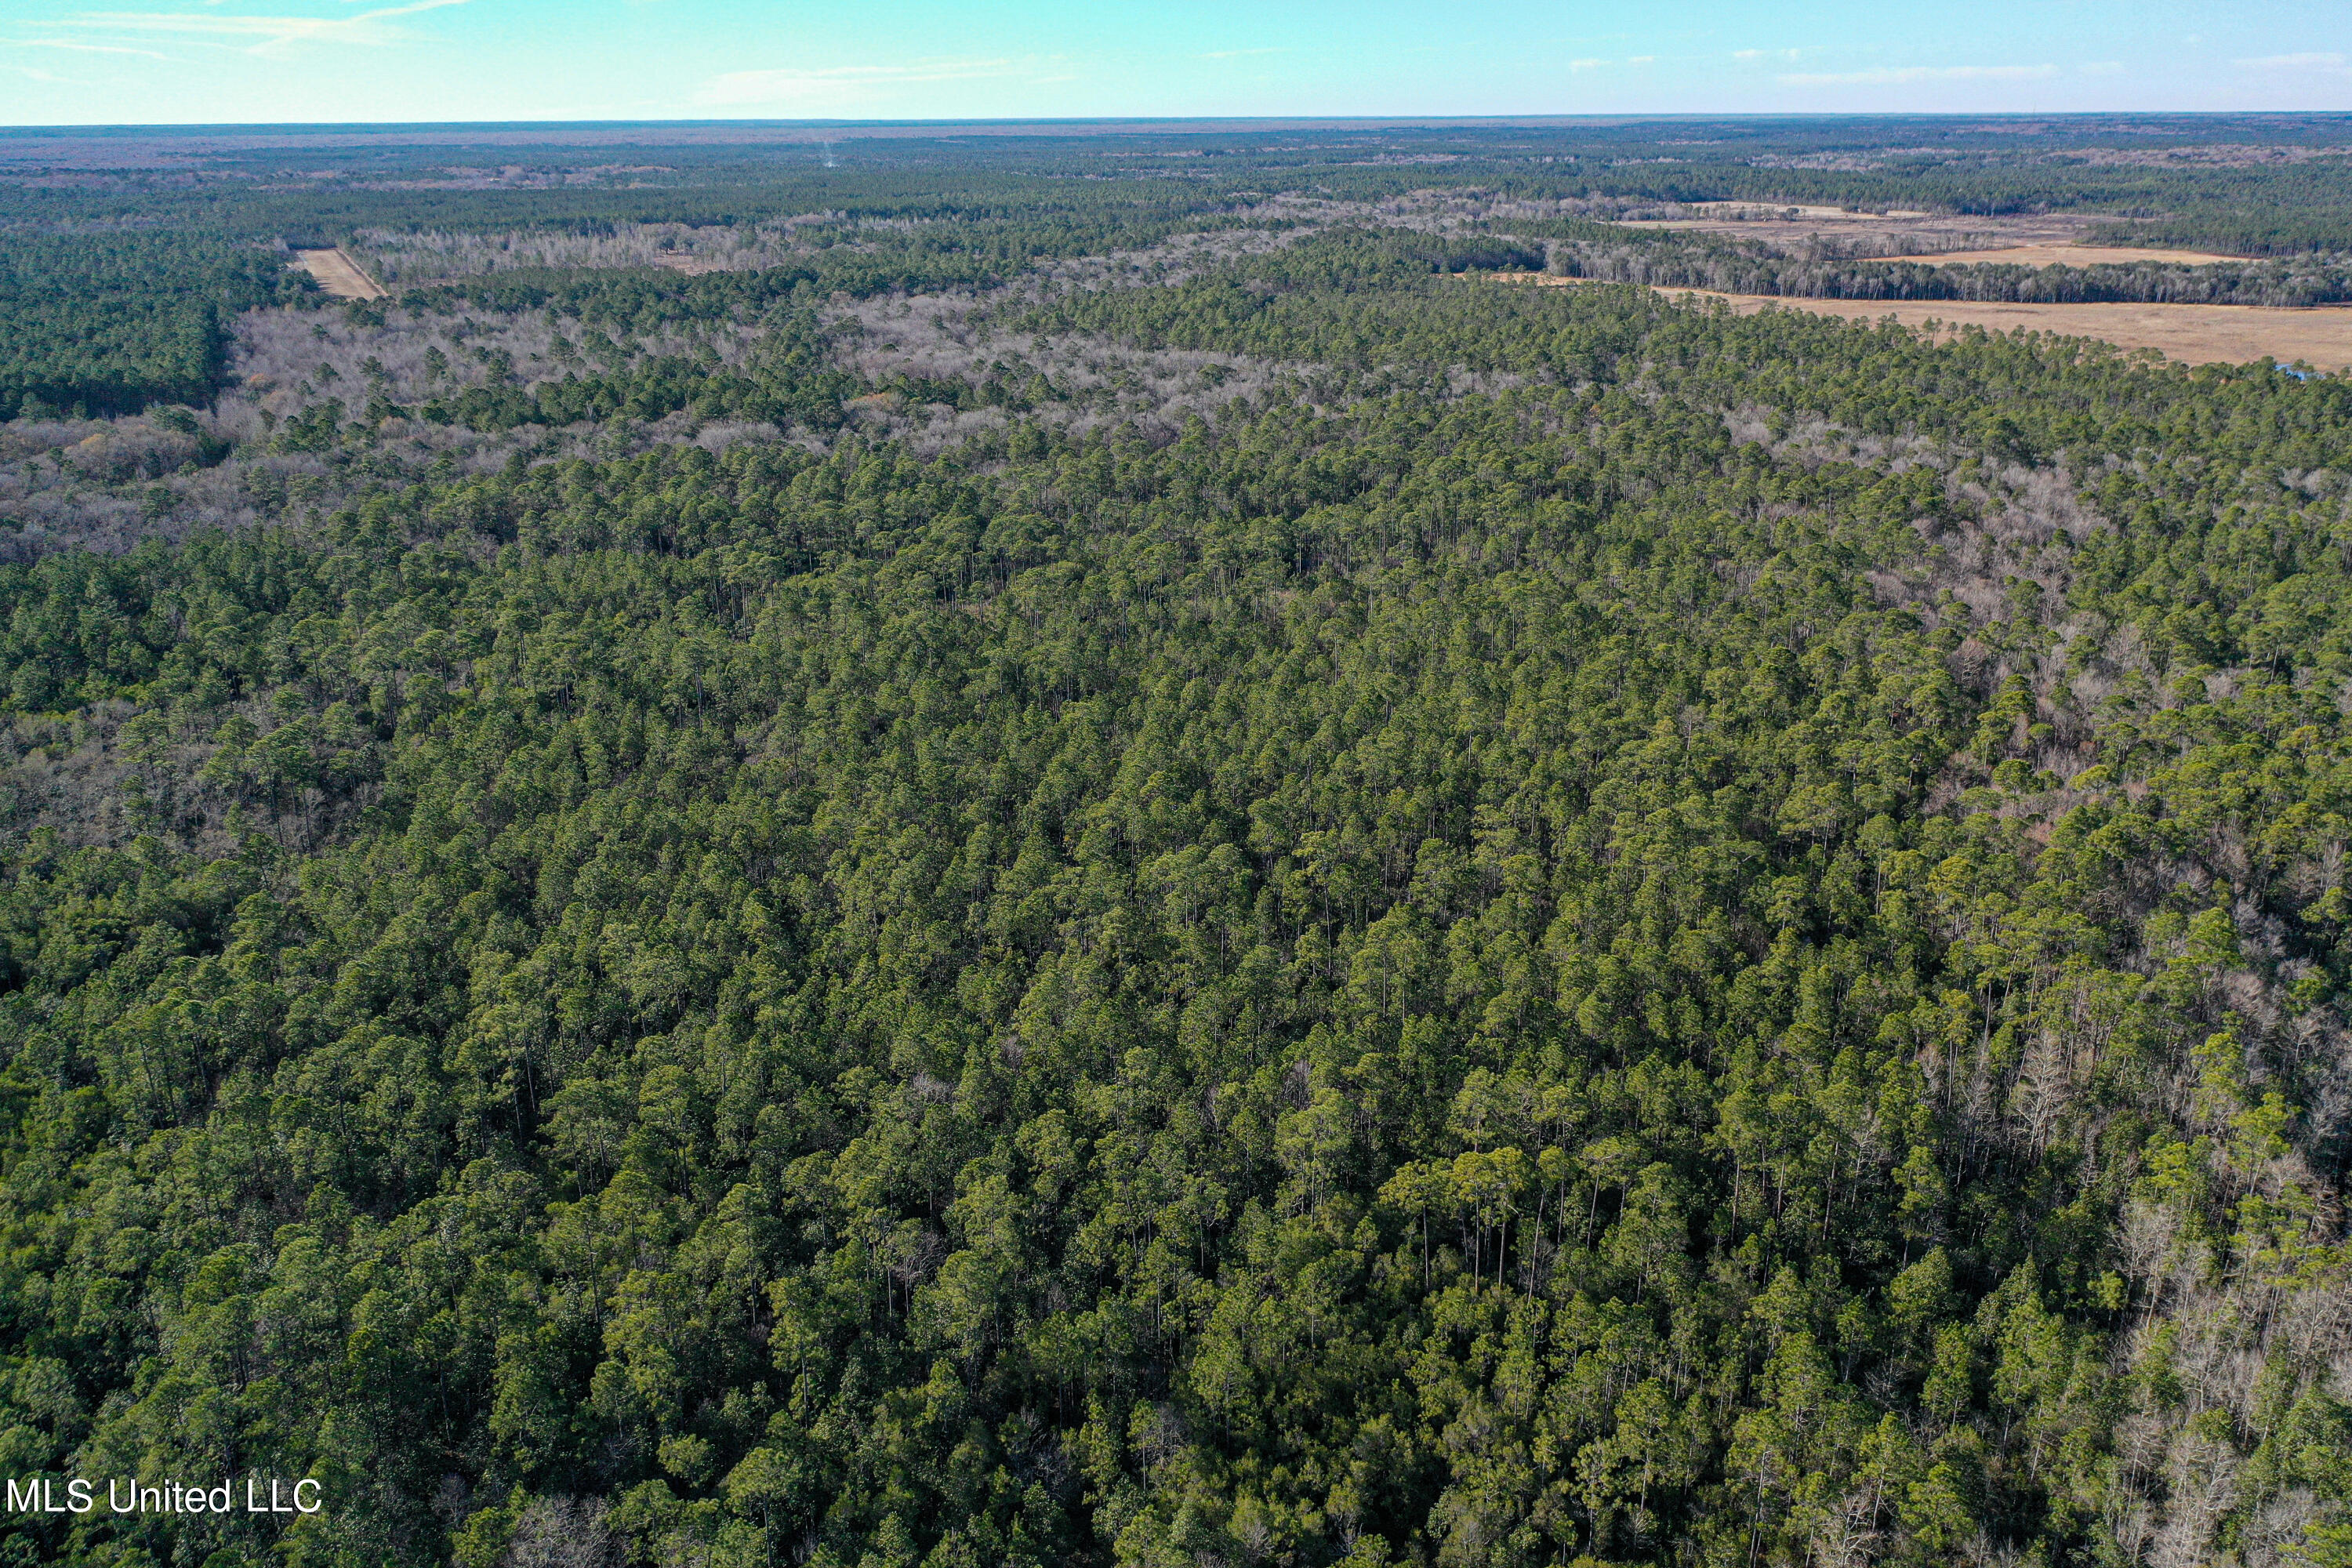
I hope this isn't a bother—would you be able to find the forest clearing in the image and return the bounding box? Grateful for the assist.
[1610,208,2095,250]
[1607,209,2258,266]
[1491,271,2352,366]
[289,245,386,299]
[1870,243,2248,266]
[1700,289,2352,367]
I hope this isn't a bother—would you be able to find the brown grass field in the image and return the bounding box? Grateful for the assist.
[1871,245,2245,267]
[1678,202,1936,221]
[1601,212,2249,267]
[291,248,388,300]
[1487,274,2352,370]
[1608,212,2087,248]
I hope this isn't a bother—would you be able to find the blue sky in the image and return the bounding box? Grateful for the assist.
[2,0,2349,125]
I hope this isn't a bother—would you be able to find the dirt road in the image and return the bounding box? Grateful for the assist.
[292,248,387,300]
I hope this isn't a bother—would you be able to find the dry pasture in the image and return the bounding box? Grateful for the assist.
[1691,292,2352,370]
[1872,245,2246,267]
[1596,210,2252,267]
[1607,210,2092,252]
[1488,274,2352,370]
[291,248,388,300]
[1682,201,1936,221]
[652,253,739,276]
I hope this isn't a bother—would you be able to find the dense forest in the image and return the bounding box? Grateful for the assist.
[0,234,310,423]
[0,118,2350,1568]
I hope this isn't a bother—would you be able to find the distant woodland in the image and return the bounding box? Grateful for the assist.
[0,117,2350,1568]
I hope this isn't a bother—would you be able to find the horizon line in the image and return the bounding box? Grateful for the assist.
[10,108,2352,136]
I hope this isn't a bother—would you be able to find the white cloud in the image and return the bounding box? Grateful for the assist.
[1735,48,1802,64]
[1780,64,2056,86]
[1200,46,1285,60]
[2236,52,2347,70]
[1568,57,1609,71]
[42,0,468,55]
[0,34,172,58]
[694,57,1021,109]
[2079,61,2125,76]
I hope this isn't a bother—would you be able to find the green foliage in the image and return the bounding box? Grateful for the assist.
[0,233,307,419]
[4,126,2352,1568]
[1555,227,2352,307]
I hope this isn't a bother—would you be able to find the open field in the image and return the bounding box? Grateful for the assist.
[1601,211,2252,267]
[1873,244,2246,267]
[651,252,739,276]
[290,247,387,299]
[1608,210,2096,252]
[1701,292,2352,368]
[1684,201,1936,220]
[1491,274,2352,368]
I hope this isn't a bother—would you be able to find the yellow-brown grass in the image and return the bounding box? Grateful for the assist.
[1484,274,2350,370]
[292,248,387,301]
[1869,245,2245,267]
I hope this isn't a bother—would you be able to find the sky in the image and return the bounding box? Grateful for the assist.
[2,0,2350,126]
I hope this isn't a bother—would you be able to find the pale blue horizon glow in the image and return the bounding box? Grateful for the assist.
[2,0,2349,128]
